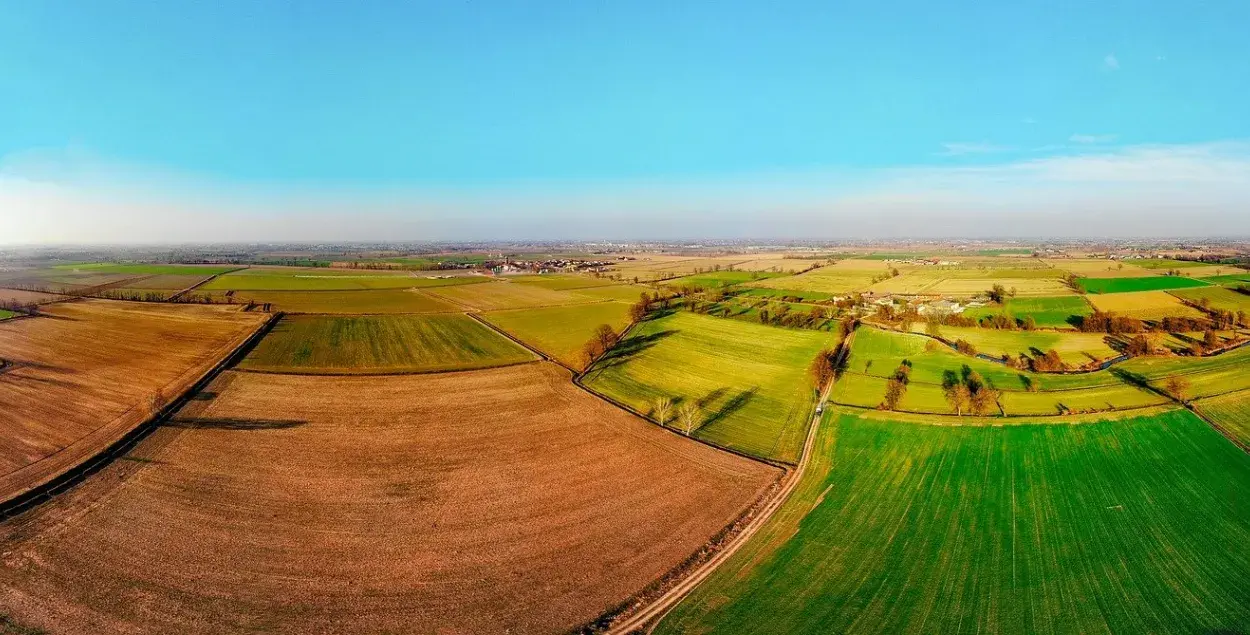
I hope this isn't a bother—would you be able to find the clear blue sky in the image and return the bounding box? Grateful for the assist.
[2,1,1249,242]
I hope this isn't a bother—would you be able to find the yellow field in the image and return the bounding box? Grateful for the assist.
[746,268,877,294]
[425,280,599,310]
[1045,259,1157,277]
[1087,290,1206,319]
[732,258,825,273]
[925,277,1073,297]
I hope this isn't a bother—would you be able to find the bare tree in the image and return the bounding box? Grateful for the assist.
[653,396,673,427]
[148,388,167,417]
[678,402,701,436]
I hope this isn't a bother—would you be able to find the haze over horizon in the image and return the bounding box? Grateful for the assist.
[3,1,1249,244]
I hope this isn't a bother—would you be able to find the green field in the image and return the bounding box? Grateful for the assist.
[657,407,1250,635]
[50,262,240,275]
[425,280,599,310]
[570,284,653,303]
[1171,286,1250,313]
[1077,276,1210,294]
[213,289,460,314]
[735,287,836,302]
[1130,258,1211,269]
[582,312,838,463]
[746,268,878,295]
[1118,345,1250,398]
[203,268,481,291]
[506,274,617,291]
[237,314,535,374]
[963,296,1092,329]
[667,270,788,289]
[481,301,632,369]
[1199,272,1250,286]
[1194,388,1250,448]
[0,309,16,320]
[921,324,1119,366]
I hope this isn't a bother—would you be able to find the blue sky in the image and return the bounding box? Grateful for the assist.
[2,1,1249,242]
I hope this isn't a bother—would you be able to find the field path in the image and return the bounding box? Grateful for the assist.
[602,331,852,634]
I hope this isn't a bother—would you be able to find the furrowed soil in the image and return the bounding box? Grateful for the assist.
[0,300,267,503]
[0,363,779,635]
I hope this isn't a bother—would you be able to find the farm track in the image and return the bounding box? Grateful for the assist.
[0,311,280,518]
[599,331,853,634]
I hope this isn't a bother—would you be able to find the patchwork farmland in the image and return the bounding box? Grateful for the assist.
[1,247,1248,635]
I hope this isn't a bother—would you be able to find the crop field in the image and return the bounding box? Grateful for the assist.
[0,364,778,634]
[667,270,788,288]
[746,268,878,295]
[1077,275,1210,294]
[237,314,535,374]
[425,280,599,310]
[1131,258,1213,269]
[1047,258,1156,277]
[50,263,241,276]
[925,277,1074,297]
[1200,272,1250,286]
[507,274,618,290]
[732,258,824,272]
[0,309,15,320]
[0,288,66,305]
[1193,388,1250,447]
[657,407,1250,635]
[964,295,1092,328]
[0,300,266,502]
[1087,290,1207,319]
[1171,286,1250,313]
[736,287,836,302]
[113,274,215,291]
[922,325,1120,366]
[582,312,838,463]
[202,267,442,291]
[481,301,632,369]
[1119,345,1250,398]
[209,288,460,314]
[570,284,653,303]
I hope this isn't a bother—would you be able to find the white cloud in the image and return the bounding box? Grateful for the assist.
[1103,54,1120,71]
[936,142,1012,156]
[2,141,1249,243]
[1069,133,1118,144]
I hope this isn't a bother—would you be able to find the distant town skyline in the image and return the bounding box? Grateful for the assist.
[3,1,1249,243]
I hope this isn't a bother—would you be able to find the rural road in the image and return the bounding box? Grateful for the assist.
[604,333,850,634]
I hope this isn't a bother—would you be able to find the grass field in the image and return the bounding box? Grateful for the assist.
[0,309,15,320]
[926,277,1074,297]
[736,287,836,302]
[746,268,878,295]
[202,267,442,291]
[481,301,632,369]
[921,324,1120,366]
[657,407,1250,635]
[507,274,618,291]
[113,274,214,291]
[570,284,653,303]
[0,300,266,503]
[238,314,535,374]
[425,280,598,310]
[667,270,788,289]
[1171,286,1250,313]
[210,288,460,314]
[1118,345,1250,398]
[1078,275,1210,294]
[582,312,839,463]
[0,363,777,634]
[1200,272,1250,286]
[51,263,241,276]
[1131,258,1211,269]
[1087,290,1207,320]
[1193,388,1250,448]
[732,258,824,273]
[963,296,1092,329]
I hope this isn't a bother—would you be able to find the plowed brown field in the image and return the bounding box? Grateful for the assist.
[0,300,267,503]
[0,362,779,634]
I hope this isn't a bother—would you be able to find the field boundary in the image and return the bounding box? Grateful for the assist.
[0,311,280,518]
[166,266,248,301]
[1187,392,1250,454]
[232,357,543,377]
[595,334,844,634]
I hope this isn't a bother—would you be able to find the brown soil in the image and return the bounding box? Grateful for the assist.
[0,289,68,305]
[0,300,267,502]
[0,362,778,634]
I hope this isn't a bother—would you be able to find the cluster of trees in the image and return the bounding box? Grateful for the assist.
[580,324,620,368]
[942,367,1001,416]
[986,284,1017,304]
[869,268,901,284]
[628,293,653,322]
[1235,284,1250,297]
[808,347,840,389]
[1164,375,1191,404]
[953,339,977,356]
[978,313,1038,331]
[0,299,39,315]
[91,290,229,304]
[879,361,911,410]
[1077,311,1146,334]
[757,304,829,329]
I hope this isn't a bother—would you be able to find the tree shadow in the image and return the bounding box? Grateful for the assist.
[165,417,308,431]
[1017,374,1034,391]
[701,387,759,429]
[591,329,678,372]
